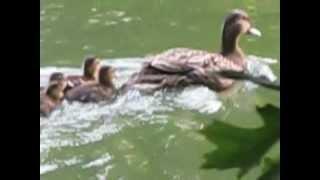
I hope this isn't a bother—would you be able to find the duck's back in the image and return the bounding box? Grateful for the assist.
[143,48,244,91]
[147,48,242,74]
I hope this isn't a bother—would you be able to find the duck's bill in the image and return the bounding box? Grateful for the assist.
[247,28,262,37]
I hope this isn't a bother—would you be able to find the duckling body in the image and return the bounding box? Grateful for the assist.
[122,9,261,93]
[66,66,117,103]
[40,95,62,117]
[66,75,96,88]
[40,72,73,96]
[40,82,65,117]
[65,84,116,103]
[66,56,101,89]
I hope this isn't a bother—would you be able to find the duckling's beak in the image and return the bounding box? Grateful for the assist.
[247,27,262,37]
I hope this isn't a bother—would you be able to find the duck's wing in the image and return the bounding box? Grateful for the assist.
[204,55,244,73]
[148,48,215,74]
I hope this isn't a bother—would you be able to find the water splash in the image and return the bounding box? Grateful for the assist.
[40,164,58,175]
[245,55,278,90]
[82,153,112,169]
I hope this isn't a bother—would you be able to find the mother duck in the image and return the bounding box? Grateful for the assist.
[121,9,262,93]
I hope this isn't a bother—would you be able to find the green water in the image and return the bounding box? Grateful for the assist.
[40,0,280,179]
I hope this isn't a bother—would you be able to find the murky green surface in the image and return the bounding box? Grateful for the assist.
[40,0,279,179]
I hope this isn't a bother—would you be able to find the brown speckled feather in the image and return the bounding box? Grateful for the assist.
[121,48,245,93]
[148,48,243,74]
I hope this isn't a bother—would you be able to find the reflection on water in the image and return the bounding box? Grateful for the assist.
[40,56,277,177]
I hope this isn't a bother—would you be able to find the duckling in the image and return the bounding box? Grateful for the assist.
[122,9,261,93]
[65,66,117,103]
[40,72,74,95]
[67,56,101,87]
[40,82,65,117]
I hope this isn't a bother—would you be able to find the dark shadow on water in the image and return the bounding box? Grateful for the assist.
[259,162,280,180]
[200,104,280,179]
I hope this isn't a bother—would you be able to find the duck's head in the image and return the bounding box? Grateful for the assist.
[221,9,261,56]
[98,65,116,87]
[83,56,101,80]
[46,82,65,101]
[223,9,261,37]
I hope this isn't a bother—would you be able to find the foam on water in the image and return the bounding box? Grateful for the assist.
[82,153,112,169]
[40,56,277,175]
[40,164,58,175]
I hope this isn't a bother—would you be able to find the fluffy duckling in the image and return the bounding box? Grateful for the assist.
[40,82,65,117]
[65,66,117,103]
[67,56,101,87]
[122,9,262,93]
[40,72,73,95]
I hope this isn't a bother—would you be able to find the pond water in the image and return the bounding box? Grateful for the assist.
[40,0,280,179]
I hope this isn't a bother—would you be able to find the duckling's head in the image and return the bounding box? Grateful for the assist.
[221,9,261,55]
[46,82,65,101]
[49,72,68,89]
[98,65,116,87]
[83,56,101,80]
